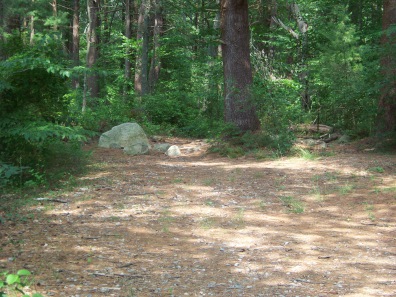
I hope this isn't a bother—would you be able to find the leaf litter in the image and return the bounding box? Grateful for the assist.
[1,138,395,297]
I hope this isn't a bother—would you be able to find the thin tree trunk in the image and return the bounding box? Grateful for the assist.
[135,0,150,96]
[0,0,3,59]
[378,0,396,133]
[220,0,260,131]
[86,0,100,102]
[284,2,310,110]
[0,0,4,34]
[72,0,80,89]
[123,0,132,99]
[30,15,35,44]
[102,0,111,44]
[205,0,221,118]
[148,0,162,92]
[30,0,35,45]
[51,0,58,31]
[263,0,277,77]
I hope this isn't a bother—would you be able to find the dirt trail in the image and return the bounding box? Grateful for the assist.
[1,139,395,297]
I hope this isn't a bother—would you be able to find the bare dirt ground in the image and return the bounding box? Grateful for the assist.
[1,138,395,297]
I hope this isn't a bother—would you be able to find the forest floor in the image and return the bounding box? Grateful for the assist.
[1,138,395,297]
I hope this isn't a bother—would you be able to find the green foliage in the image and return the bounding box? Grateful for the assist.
[0,116,92,189]
[308,4,379,136]
[0,0,389,163]
[0,269,44,297]
[294,148,317,160]
[144,92,192,126]
[0,163,27,188]
[0,31,93,189]
[280,196,305,214]
[368,166,384,173]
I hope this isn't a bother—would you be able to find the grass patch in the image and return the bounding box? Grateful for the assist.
[363,202,376,221]
[231,208,246,228]
[339,184,354,195]
[311,186,325,202]
[253,172,265,179]
[280,196,304,213]
[295,148,318,160]
[368,166,385,173]
[203,178,215,186]
[383,187,396,193]
[159,210,174,232]
[258,199,267,210]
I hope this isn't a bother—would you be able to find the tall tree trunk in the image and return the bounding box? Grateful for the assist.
[290,2,310,110]
[206,0,221,118]
[85,0,100,106]
[51,0,58,31]
[102,0,112,44]
[0,0,3,59]
[220,0,260,131]
[0,0,4,33]
[72,0,80,89]
[378,0,396,133]
[261,0,277,77]
[135,0,150,96]
[29,0,35,45]
[123,0,133,99]
[148,0,162,92]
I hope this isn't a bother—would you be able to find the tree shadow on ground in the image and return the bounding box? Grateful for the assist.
[1,147,395,296]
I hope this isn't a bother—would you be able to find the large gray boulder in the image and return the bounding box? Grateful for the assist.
[98,123,151,155]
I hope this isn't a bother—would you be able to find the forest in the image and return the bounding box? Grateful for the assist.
[0,0,395,186]
[0,1,396,296]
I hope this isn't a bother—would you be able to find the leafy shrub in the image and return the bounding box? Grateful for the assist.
[143,92,199,127]
[0,269,44,297]
[0,32,93,189]
[0,163,27,188]
[0,115,93,188]
[208,123,294,158]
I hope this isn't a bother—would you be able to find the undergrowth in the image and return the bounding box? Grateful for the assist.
[208,126,294,158]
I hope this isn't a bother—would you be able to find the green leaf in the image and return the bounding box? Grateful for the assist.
[6,274,19,285]
[17,270,31,276]
[32,294,44,297]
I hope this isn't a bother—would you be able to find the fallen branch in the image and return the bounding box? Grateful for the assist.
[34,197,68,203]
[91,272,143,278]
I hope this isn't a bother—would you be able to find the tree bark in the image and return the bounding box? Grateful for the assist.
[0,0,4,33]
[148,0,163,92]
[0,0,3,59]
[72,0,80,89]
[135,0,150,96]
[85,0,100,101]
[124,0,133,96]
[290,2,310,110]
[220,0,260,131]
[29,0,35,45]
[378,0,396,133]
[51,0,58,31]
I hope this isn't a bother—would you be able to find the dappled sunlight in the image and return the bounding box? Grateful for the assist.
[2,146,395,296]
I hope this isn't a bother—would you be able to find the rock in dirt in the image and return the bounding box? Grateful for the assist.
[338,134,351,144]
[166,145,181,157]
[98,123,151,155]
[153,143,172,153]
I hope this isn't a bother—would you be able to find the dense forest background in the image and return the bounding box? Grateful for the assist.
[0,0,395,188]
